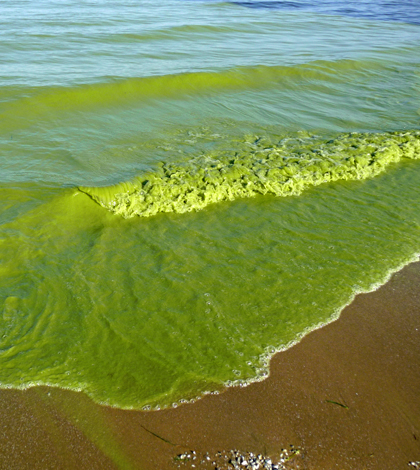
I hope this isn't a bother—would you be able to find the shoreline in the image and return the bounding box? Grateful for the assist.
[1,261,420,469]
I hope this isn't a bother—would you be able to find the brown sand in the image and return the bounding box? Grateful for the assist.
[1,261,420,470]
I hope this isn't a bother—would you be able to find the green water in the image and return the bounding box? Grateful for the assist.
[1,0,420,409]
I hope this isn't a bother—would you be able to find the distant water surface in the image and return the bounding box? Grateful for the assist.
[231,0,420,25]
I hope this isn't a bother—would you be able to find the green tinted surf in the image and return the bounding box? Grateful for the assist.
[1,130,420,409]
[80,130,420,218]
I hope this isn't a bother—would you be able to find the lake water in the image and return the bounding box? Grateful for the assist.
[1,0,420,409]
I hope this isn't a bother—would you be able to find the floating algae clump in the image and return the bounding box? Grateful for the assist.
[79,130,420,218]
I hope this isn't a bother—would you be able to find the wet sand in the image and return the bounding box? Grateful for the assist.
[1,261,420,470]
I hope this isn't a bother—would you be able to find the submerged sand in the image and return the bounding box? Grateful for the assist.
[1,261,420,469]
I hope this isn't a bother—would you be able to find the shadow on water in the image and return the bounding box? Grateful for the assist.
[229,0,420,25]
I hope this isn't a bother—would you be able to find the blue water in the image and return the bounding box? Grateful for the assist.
[231,0,420,24]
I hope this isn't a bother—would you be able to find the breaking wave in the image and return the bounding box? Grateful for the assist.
[80,130,420,218]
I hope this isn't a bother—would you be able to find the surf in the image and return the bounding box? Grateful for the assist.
[79,130,420,218]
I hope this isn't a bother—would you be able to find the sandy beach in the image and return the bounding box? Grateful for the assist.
[0,260,419,469]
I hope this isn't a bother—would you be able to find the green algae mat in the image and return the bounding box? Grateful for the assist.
[1,0,420,409]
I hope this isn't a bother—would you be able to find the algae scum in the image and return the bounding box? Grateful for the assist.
[1,0,420,409]
[80,131,420,219]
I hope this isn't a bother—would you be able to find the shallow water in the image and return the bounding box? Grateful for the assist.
[1,0,420,409]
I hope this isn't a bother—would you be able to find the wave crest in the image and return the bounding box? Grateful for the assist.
[79,130,420,218]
